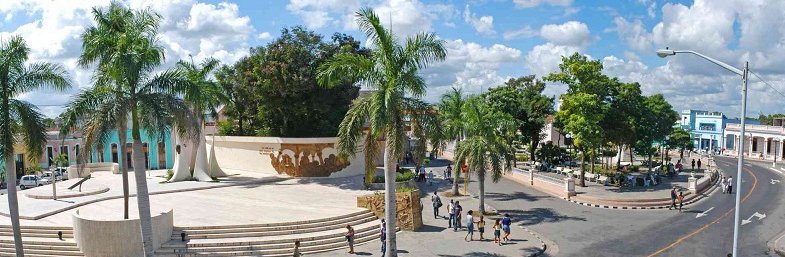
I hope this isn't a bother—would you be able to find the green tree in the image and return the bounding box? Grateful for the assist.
[455,96,515,214]
[317,8,446,257]
[636,94,678,170]
[0,35,72,257]
[438,88,467,195]
[555,92,605,187]
[603,81,645,167]
[60,3,196,256]
[214,60,262,136]
[669,127,692,162]
[483,75,554,163]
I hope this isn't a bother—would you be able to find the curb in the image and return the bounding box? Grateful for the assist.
[520,226,548,257]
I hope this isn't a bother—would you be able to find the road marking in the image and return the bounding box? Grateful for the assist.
[741,212,766,225]
[773,179,781,185]
[646,163,759,257]
[695,207,714,218]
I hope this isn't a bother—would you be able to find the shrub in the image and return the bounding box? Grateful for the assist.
[515,154,529,162]
[373,169,415,183]
[165,169,174,181]
[629,165,640,173]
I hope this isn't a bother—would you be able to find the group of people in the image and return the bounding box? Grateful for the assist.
[720,176,734,194]
[414,165,434,185]
[433,194,512,244]
[669,187,685,212]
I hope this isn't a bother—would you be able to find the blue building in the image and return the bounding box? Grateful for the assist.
[89,129,174,170]
[678,110,759,152]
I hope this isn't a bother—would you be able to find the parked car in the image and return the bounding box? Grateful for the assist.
[41,171,63,182]
[19,175,44,190]
[56,167,69,180]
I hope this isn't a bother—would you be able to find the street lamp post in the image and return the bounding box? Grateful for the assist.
[657,49,748,257]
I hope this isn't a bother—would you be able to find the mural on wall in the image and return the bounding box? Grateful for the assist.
[267,143,350,177]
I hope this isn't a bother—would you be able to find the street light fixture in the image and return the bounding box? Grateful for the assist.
[657,48,749,257]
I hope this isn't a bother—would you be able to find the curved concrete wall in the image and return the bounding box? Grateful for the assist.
[209,136,365,178]
[73,209,173,257]
[67,162,120,179]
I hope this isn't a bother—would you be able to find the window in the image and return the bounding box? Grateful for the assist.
[143,143,149,170]
[752,139,758,152]
[60,145,69,164]
[97,144,104,163]
[111,144,118,163]
[46,146,53,167]
[698,123,716,131]
[157,142,166,169]
[126,143,133,169]
[75,144,80,164]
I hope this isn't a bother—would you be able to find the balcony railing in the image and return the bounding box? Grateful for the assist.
[726,123,785,134]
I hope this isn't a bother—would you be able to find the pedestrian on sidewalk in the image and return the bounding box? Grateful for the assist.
[447,164,453,181]
[380,219,386,257]
[428,170,434,186]
[692,159,696,171]
[477,215,486,241]
[454,201,463,231]
[292,241,301,257]
[727,176,733,194]
[447,200,455,228]
[493,219,502,246]
[721,176,728,194]
[697,159,702,171]
[678,192,684,212]
[345,224,355,254]
[464,210,475,241]
[501,214,512,242]
[669,187,678,210]
[432,191,442,219]
[420,165,427,182]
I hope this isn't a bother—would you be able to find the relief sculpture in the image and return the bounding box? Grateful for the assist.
[267,143,350,177]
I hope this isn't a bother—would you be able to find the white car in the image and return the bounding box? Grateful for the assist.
[19,175,44,190]
[42,170,64,182]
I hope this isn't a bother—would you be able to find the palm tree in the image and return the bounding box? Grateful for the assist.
[317,8,446,257]
[60,3,196,256]
[0,35,71,257]
[438,88,466,195]
[173,56,224,181]
[454,96,515,214]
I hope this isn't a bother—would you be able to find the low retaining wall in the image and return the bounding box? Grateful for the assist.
[357,190,422,231]
[367,180,415,190]
[209,136,365,178]
[67,162,120,179]
[73,209,173,257]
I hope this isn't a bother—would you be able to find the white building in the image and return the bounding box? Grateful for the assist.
[539,115,568,147]
[723,118,785,161]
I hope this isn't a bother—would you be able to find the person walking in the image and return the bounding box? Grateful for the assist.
[493,219,502,246]
[727,176,733,194]
[428,169,434,186]
[292,241,301,257]
[464,210,475,241]
[420,165,427,182]
[447,200,455,228]
[446,164,452,181]
[453,201,463,231]
[691,159,696,171]
[669,187,678,210]
[677,191,685,212]
[501,214,512,242]
[477,215,486,241]
[431,191,442,219]
[345,224,355,254]
[721,176,728,194]
[697,159,702,171]
[380,219,386,257]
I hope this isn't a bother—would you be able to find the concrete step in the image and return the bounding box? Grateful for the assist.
[175,211,376,235]
[0,225,72,231]
[0,232,73,239]
[0,237,78,247]
[175,210,371,230]
[158,226,379,253]
[172,215,378,240]
[162,220,380,248]
[0,247,83,256]
[0,228,73,235]
[0,243,80,251]
[156,231,378,257]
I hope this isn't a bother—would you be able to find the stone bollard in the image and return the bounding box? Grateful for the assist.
[687,177,698,193]
[565,177,576,198]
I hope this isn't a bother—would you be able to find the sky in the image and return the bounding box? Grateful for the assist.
[2,0,785,118]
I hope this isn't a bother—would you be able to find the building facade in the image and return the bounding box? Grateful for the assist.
[678,110,757,152]
[723,118,785,161]
[539,115,568,147]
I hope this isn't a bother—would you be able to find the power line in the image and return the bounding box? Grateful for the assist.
[749,69,785,99]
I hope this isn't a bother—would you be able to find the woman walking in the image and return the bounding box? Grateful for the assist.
[477,215,486,241]
[721,176,727,194]
[501,214,512,242]
[677,192,685,212]
[493,219,502,246]
[345,224,355,254]
[464,210,475,241]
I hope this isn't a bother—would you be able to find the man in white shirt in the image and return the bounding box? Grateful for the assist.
[447,200,455,228]
[727,176,733,194]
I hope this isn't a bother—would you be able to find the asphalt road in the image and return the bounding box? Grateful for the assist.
[461,156,785,257]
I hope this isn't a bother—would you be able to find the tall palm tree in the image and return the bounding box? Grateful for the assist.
[60,3,196,256]
[0,35,71,257]
[317,8,446,257]
[438,88,466,195]
[454,96,515,214]
[173,56,224,181]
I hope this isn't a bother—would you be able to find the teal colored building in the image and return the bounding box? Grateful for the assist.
[89,129,175,170]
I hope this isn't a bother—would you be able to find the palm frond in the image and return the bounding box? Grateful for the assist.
[12,62,72,94]
[336,96,372,159]
[10,100,47,163]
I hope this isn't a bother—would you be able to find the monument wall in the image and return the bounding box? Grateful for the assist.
[208,136,365,178]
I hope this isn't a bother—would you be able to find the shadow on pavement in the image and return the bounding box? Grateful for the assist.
[484,191,549,202]
[438,252,509,257]
[498,208,587,226]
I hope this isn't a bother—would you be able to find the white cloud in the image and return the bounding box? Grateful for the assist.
[613,17,652,52]
[524,43,580,78]
[463,5,495,36]
[258,32,271,40]
[423,40,522,99]
[513,0,572,9]
[285,0,360,30]
[503,26,537,40]
[540,21,591,47]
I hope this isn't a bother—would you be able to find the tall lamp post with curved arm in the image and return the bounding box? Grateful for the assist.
[657,48,748,257]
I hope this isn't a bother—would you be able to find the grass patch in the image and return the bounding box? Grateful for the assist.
[372,168,414,183]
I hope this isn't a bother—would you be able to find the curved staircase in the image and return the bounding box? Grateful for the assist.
[0,225,83,257]
[156,209,383,257]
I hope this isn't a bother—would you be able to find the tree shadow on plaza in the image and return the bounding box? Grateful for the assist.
[483,191,549,202]
[497,208,587,226]
[438,252,509,257]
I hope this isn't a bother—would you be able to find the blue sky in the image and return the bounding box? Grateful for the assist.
[2,0,784,117]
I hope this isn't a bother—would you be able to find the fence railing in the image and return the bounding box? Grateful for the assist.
[511,167,563,186]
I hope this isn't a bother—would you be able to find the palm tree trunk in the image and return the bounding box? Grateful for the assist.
[189,114,203,172]
[478,170,485,214]
[131,112,155,257]
[383,142,397,257]
[452,141,461,195]
[579,149,586,187]
[590,148,595,179]
[119,123,130,220]
[4,156,24,257]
